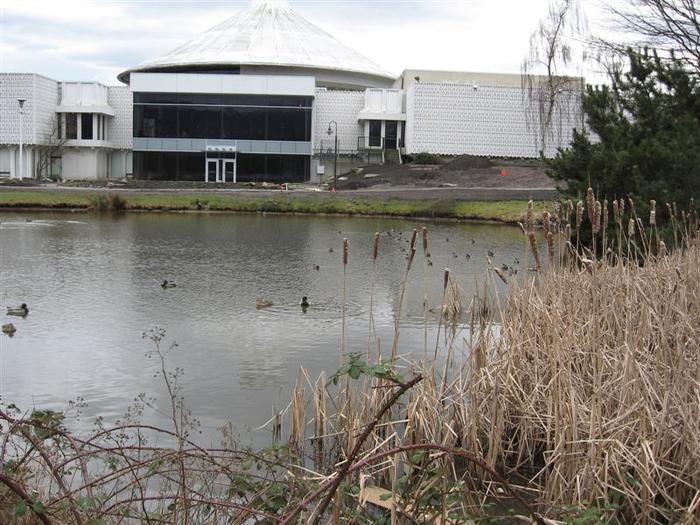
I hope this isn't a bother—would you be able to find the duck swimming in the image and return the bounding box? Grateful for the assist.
[6,303,28,316]
[2,323,17,335]
[300,296,309,308]
[256,299,273,309]
[161,280,177,288]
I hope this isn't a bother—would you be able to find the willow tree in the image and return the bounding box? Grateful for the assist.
[522,0,587,155]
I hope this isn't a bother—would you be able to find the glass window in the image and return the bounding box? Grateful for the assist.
[134,105,177,138]
[178,106,221,138]
[81,113,93,140]
[133,92,178,104]
[102,115,107,141]
[267,109,310,141]
[96,115,101,140]
[66,113,77,139]
[222,107,265,140]
[178,152,205,181]
[57,113,63,140]
[369,121,382,147]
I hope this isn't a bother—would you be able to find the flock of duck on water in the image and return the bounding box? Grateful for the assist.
[2,229,518,337]
[160,280,309,311]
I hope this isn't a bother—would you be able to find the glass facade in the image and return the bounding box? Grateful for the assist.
[133,151,309,183]
[133,93,313,141]
[132,92,312,181]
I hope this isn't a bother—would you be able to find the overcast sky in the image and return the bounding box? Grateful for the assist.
[0,0,610,85]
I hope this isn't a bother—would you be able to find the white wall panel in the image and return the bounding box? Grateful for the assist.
[107,86,133,149]
[406,82,582,158]
[314,88,364,153]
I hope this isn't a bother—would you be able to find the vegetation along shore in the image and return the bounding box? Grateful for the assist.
[0,190,547,224]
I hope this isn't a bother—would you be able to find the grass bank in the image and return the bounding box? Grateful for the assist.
[0,190,545,223]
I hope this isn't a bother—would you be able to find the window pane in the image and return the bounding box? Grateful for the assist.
[66,113,77,139]
[57,114,63,140]
[222,107,265,140]
[134,105,177,138]
[178,106,221,138]
[178,153,205,181]
[267,109,310,141]
[81,113,93,139]
[369,121,381,147]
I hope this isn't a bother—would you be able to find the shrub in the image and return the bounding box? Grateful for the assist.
[411,152,442,165]
[107,193,127,211]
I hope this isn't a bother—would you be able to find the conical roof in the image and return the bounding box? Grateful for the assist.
[118,0,394,84]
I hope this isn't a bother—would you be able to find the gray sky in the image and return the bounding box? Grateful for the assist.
[0,0,608,85]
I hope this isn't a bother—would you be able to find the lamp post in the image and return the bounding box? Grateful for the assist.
[326,121,338,190]
[17,98,26,180]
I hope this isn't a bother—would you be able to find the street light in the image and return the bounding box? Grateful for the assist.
[17,98,26,180]
[326,121,338,190]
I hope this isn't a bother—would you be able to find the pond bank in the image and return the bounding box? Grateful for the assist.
[0,189,547,223]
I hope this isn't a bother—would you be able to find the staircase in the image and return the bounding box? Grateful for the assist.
[384,149,401,165]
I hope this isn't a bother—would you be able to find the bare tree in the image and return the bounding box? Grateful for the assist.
[34,116,67,180]
[522,0,588,155]
[604,0,699,72]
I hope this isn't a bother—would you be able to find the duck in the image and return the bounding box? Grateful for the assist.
[487,250,494,257]
[313,264,320,271]
[2,323,17,335]
[256,299,273,309]
[328,247,334,253]
[161,280,177,288]
[6,303,28,316]
[501,263,509,271]
[465,253,471,260]
[300,296,310,308]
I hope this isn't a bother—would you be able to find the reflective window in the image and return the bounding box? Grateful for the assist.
[81,113,93,140]
[66,113,77,140]
[57,114,63,140]
[369,121,382,147]
[134,105,177,138]
[178,106,221,138]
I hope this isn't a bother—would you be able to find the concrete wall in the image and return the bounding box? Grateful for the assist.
[314,88,364,154]
[61,148,109,180]
[107,86,133,149]
[0,73,59,146]
[405,81,582,158]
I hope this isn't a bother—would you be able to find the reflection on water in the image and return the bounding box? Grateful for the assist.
[0,212,525,443]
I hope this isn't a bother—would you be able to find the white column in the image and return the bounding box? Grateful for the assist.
[18,112,23,179]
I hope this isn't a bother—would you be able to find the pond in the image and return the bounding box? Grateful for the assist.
[0,211,525,444]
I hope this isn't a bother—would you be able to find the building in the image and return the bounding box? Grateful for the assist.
[0,74,132,180]
[0,0,583,182]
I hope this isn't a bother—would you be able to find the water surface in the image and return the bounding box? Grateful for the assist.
[1,212,524,443]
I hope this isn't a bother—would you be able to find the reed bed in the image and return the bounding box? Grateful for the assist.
[281,193,699,524]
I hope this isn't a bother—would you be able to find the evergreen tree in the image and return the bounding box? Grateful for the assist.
[547,49,700,213]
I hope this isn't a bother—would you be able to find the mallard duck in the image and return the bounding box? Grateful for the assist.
[6,303,28,316]
[300,296,309,308]
[2,323,17,335]
[161,280,177,288]
[256,299,273,309]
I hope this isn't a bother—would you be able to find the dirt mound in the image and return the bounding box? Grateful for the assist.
[440,155,493,171]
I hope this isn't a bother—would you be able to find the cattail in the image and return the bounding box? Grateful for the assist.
[422,226,428,256]
[406,247,416,271]
[576,201,584,229]
[443,268,450,291]
[672,202,678,218]
[628,218,635,238]
[343,238,348,265]
[658,240,667,257]
[620,198,625,217]
[409,228,417,252]
[373,232,379,261]
[586,187,595,225]
[666,202,673,219]
[564,223,571,240]
[602,199,609,230]
[526,200,534,232]
[650,210,656,227]
[542,211,551,235]
[629,197,635,215]
[554,201,563,224]
[593,201,601,234]
[613,199,620,225]
[528,231,541,271]
[567,199,574,222]
[546,231,554,261]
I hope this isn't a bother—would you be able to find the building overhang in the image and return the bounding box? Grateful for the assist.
[357,112,407,121]
[56,105,115,116]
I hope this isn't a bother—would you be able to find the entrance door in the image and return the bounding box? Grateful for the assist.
[384,121,398,149]
[206,159,219,182]
[223,159,236,183]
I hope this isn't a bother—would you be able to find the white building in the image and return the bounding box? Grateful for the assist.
[0,74,133,180]
[0,0,582,182]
